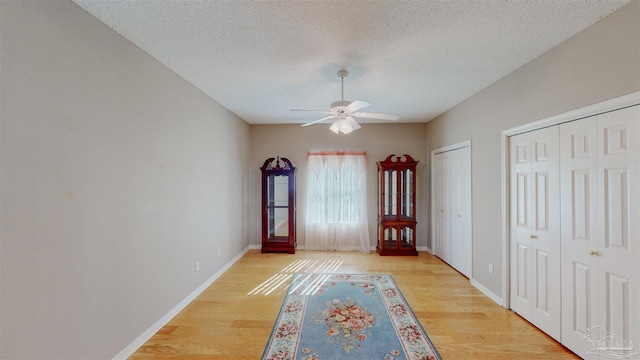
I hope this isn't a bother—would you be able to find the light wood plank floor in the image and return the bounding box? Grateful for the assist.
[130,250,579,359]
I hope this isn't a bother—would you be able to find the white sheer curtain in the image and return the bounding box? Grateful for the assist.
[305,151,370,253]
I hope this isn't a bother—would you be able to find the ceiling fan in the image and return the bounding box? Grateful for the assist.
[292,70,400,134]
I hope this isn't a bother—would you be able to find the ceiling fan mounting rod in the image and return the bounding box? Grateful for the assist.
[337,70,349,101]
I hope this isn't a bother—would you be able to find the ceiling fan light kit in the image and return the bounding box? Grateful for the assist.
[295,70,399,134]
[329,115,361,134]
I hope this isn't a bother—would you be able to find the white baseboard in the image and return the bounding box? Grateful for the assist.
[470,279,503,306]
[112,247,251,360]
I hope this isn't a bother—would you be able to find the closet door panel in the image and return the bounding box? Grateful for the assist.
[573,262,594,333]
[604,271,631,342]
[457,149,472,277]
[603,168,628,248]
[529,127,561,340]
[561,116,599,356]
[535,249,550,312]
[596,106,639,356]
[510,133,533,317]
[450,150,463,271]
[434,154,450,263]
[572,169,592,239]
[450,148,472,277]
[510,127,561,340]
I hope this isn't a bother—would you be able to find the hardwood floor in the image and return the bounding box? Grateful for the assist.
[129,250,579,359]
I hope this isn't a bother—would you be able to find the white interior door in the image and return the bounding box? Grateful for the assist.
[510,127,561,341]
[560,105,639,358]
[432,146,472,277]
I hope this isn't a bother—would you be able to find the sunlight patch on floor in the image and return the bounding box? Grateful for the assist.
[247,273,293,296]
[288,273,331,295]
[247,259,344,295]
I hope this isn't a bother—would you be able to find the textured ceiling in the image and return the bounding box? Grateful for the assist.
[73,1,630,125]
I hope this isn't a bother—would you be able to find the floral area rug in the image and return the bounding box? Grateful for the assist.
[262,273,441,360]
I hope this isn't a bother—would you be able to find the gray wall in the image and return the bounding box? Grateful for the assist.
[250,123,429,251]
[0,1,250,359]
[424,0,640,298]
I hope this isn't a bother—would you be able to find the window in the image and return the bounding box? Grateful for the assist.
[305,151,370,252]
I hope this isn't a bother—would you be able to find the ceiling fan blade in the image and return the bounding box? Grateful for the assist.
[301,114,338,127]
[344,100,371,113]
[353,112,400,121]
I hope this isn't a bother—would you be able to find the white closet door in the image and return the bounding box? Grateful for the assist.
[432,146,472,277]
[510,127,561,340]
[561,106,639,358]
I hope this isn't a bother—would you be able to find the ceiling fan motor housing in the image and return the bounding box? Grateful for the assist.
[330,100,351,114]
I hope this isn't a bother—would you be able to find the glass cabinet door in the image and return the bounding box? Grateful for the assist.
[399,226,414,249]
[402,168,413,219]
[379,226,415,251]
[384,169,398,218]
[267,174,289,241]
[382,226,396,249]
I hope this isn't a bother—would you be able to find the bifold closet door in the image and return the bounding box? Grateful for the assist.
[433,147,471,277]
[560,105,639,357]
[509,126,561,341]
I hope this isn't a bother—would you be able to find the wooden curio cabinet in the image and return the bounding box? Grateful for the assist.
[260,157,296,254]
[376,154,419,256]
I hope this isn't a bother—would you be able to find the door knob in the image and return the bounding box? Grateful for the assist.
[457,214,461,217]
[588,250,598,256]
[530,235,537,239]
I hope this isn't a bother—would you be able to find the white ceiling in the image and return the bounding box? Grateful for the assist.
[73,1,629,126]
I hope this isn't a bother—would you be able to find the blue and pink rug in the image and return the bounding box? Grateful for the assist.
[262,273,441,360]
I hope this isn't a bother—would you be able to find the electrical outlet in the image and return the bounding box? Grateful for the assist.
[488,263,494,274]
[217,248,221,257]
[195,261,200,272]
